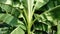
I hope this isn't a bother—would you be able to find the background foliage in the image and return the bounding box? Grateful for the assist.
[0,0,60,34]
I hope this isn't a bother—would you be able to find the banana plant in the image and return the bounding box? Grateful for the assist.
[0,0,60,34]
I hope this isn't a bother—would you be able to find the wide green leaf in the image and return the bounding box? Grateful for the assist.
[11,26,25,34]
[0,4,20,17]
[0,13,24,26]
[0,0,12,5]
[34,0,49,10]
[0,0,21,8]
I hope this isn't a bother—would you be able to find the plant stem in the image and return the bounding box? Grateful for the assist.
[27,23,31,34]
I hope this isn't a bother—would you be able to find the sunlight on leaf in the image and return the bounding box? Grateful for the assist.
[11,26,25,34]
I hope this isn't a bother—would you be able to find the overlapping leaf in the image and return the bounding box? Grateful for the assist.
[34,5,60,25]
[0,13,26,33]
[34,5,60,34]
